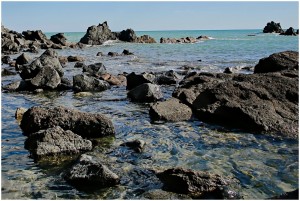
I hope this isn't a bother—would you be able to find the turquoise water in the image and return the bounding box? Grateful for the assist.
[2,30,299,199]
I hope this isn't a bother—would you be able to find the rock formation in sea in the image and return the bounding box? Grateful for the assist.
[79,21,156,45]
[263,21,284,33]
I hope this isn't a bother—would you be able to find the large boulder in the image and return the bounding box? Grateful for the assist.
[83,63,107,77]
[174,69,299,139]
[149,98,192,122]
[65,154,120,189]
[157,168,239,199]
[22,30,49,42]
[128,83,163,102]
[30,66,61,89]
[126,72,156,90]
[254,51,298,73]
[155,70,180,85]
[73,74,110,92]
[79,21,117,45]
[20,105,115,138]
[18,49,64,80]
[50,33,67,46]
[263,21,284,33]
[24,126,92,160]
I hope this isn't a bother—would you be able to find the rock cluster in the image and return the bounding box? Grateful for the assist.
[263,21,284,33]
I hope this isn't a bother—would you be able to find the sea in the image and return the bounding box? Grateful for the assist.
[1,29,299,199]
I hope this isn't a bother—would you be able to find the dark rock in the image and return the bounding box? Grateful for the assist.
[20,105,115,138]
[2,68,17,76]
[128,83,163,102]
[22,30,50,42]
[280,27,297,36]
[174,69,299,139]
[18,49,64,80]
[58,77,73,90]
[65,154,120,189]
[83,62,107,77]
[126,72,156,90]
[269,189,299,200]
[30,66,61,89]
[73,74,110,92]
[107,52,119,57]
[157,168,239,199]
[67,55,85,62]
[254,51,298,73]
[141,189,192,200]
[120,139,146,153]
[1,26,25,54]
[74,62,87,68]
[50,33,67,46]
[197,35,210,40]
[224,67,233,74]
[79,21,117,45]
[16,53,31,65]
[2,80,31,92]
[149,98,192,122]
[118,28,137,42]
[160,37,198,44]
[155,70,179,85]
[2,55,11,64]
[96,52,104,56]
[135,35,157,43]
[263,21,284,33]
[122,49,134,55]
[24,126,92,160]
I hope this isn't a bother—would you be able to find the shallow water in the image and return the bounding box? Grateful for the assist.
[1,30,299,199]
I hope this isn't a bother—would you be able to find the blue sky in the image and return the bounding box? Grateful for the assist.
[1,1,299,32]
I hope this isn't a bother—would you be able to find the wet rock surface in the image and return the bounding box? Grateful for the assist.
[65,154,120,189]
[126,72,156,90]
[24,126,92,160]
[30,66,61,89]
[128,83,163,102]
[157,168,239,199]
[149,98,192,122]
[73,74,110,92]
[20,105,115,138]
[120,139,146,153]
[269,189,299,200]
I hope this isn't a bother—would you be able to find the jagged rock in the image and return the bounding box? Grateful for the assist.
[263,21,284,33]
[15,107,27,125]
[82,62,107,77]
[22,30,50,43]
[149,98,192,122]
[254,51,298,73]
[67,55,85,62]
[197,35,210,40]
[58,77,73,90]
[65,154,120,189]
[126,72,156,90]
[24,126,92,160]
[20,105,115,138]
[155,70,179,85]
[128,83,163,102]
[157,168,239,199]
[173,68,299,138]
[30,66,61,89]
[18,49,64,80]
[73,74,110,92]
[280,27,297,36]
[1,26,24,54]
[50,33,67,45]
[79,21,117,45]
[120,139,146,153]
[118,28,137,42]
[135,35,157,43]
[16,53,31,65]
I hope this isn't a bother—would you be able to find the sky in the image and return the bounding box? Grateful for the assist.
[1,1,299,32]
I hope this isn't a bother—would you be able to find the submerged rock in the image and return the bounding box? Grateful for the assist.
[157,168,239,199]
[65,154,120,189]
[120,139,146,153]
[24,126,92,160]
[269,189,299,199]
[73,74,110,92]
[1,68,17,76]
[254,51,298,73]
[149,98,192,122]
[141,189,192,199]
[20,105,115,138]
[2,80,31,92]
[128,83,163,102]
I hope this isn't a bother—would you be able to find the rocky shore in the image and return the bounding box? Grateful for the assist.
[1,21,299,199]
